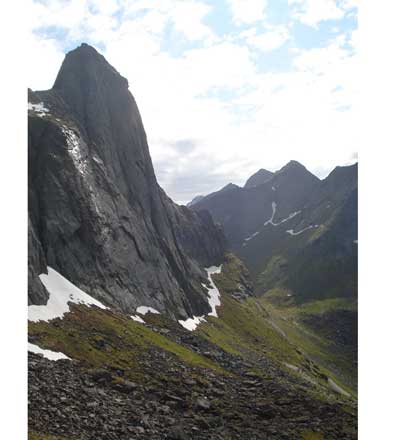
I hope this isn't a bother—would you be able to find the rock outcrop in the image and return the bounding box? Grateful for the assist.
[28,43,226,319]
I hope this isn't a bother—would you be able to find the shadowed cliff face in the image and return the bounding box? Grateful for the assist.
[28,43,226,319]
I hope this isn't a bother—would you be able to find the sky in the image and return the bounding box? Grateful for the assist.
[28,0,358,204]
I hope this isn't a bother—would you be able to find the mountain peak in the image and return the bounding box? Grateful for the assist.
[244,169,274,188]
[187,195,205,207]
[275,160,319,180]
[219,183,239,193]
[52,43,129,111]
[280,160,305,171]
[50,44,139,163]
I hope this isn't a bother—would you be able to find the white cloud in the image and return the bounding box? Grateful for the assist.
[89,0,120,16]
[288,0,351,28]
[27,35,64,90]
[28,0,358,204]
[227,0,267,25]
[169,1,215,41]
[243,25,291,52]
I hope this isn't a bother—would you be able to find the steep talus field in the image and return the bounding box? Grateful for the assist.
[28,43,225,319]
[29,253,357,440]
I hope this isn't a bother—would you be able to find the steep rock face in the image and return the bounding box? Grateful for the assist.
[28,44,226,319]
[28,217,49,305]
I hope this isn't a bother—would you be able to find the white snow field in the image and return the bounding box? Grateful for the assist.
[28,342,70,361]
[179,265,222,331]
[136,306,161,315]
[28,267,107,323]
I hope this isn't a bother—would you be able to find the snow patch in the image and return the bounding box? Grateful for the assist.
[130,315,145,323]
[206,265,222,317]
[264,202,277,226]
[272,186,276,191]
[28,267,107,323]
[136,306,160,315]
[61,127,88,175]
[286,225,319,236]
[28,101,49,117]
[264,202,301,227]
[284,362,300,372]
[328,377,350,397]
[178,316,206,331]
[28,342,70,361]
[178,265,222,331]
[244,231,260,242]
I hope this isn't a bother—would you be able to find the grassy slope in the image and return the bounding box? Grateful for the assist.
[29,305,224,383]
[259,292,357,395]
[28,252,356,431]
[198,254,357,398]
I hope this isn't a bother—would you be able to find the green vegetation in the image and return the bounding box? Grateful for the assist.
[260,295,357,397]
[199,253,357,399]
[301,431,325,440]
[256,255,288,293]
[199,293,302,366]
[29,305,223,382]
[28,250,356,403]
[212,252,251,295]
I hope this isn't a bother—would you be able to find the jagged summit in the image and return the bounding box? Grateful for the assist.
[244,168,274,188]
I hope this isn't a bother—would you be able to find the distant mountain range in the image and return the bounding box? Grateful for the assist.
[190,160,358,303]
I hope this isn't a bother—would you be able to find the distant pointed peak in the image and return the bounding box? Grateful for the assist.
[274,160,320,182]
[281,160,305,170]
[187,195,205,207]
[220,183,239,192]
[276,160,310,175]
[244,168,274,188]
